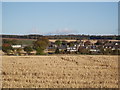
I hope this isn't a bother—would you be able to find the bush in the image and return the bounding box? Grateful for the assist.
[24,46,33,55]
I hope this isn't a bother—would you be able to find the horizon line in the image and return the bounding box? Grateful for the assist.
[1,33,119,36]
[1,0,120,2]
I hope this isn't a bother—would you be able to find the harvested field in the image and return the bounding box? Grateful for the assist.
[2,55,118,88]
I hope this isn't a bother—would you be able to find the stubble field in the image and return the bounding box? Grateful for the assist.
[2,55,118,88]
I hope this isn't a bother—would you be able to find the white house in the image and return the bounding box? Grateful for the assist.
[67,47,77,52]
[11,45,22,48]
[90,49,100,52]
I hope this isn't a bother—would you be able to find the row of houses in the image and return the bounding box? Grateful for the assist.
[10,40,120,55]
[47,40,120,54]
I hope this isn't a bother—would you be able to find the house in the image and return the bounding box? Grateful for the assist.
[49,42,57,47]
[58,45,67,51]
[46,47,56,54]
[103,41,119,49]
[90,49,100,52]
[11,45,22,48]
[67,47,77,52]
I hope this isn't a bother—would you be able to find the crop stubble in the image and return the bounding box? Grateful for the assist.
[2,55,118,88]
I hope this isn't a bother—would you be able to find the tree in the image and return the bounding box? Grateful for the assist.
[95,40,103,45]
[68,42,74,47]
[55,47,60,54]
[16,48,23,56]
[55,40,62,47]
[34,37,49,55]
[61,40,68,45]
[98,45,104,54]
[24,46,33,55]
[2,44,13,55]
[78,46,89,54]
[95,40,109,45]
[84,41,91,46]
[2,39,20,45]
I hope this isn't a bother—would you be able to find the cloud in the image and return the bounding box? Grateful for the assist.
[46,28,78,35]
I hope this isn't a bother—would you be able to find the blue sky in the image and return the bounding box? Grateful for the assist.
[0,2,2,34]
[2,2,118,35]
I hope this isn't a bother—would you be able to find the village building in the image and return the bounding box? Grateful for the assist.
[11,45,22,48]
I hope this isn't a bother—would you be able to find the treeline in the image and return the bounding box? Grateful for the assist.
[1,34,120,40]
[1,34,43,39]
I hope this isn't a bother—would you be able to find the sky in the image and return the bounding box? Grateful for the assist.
[1,0,120,2]
[2,2,118,35]
[0,2,2,34]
